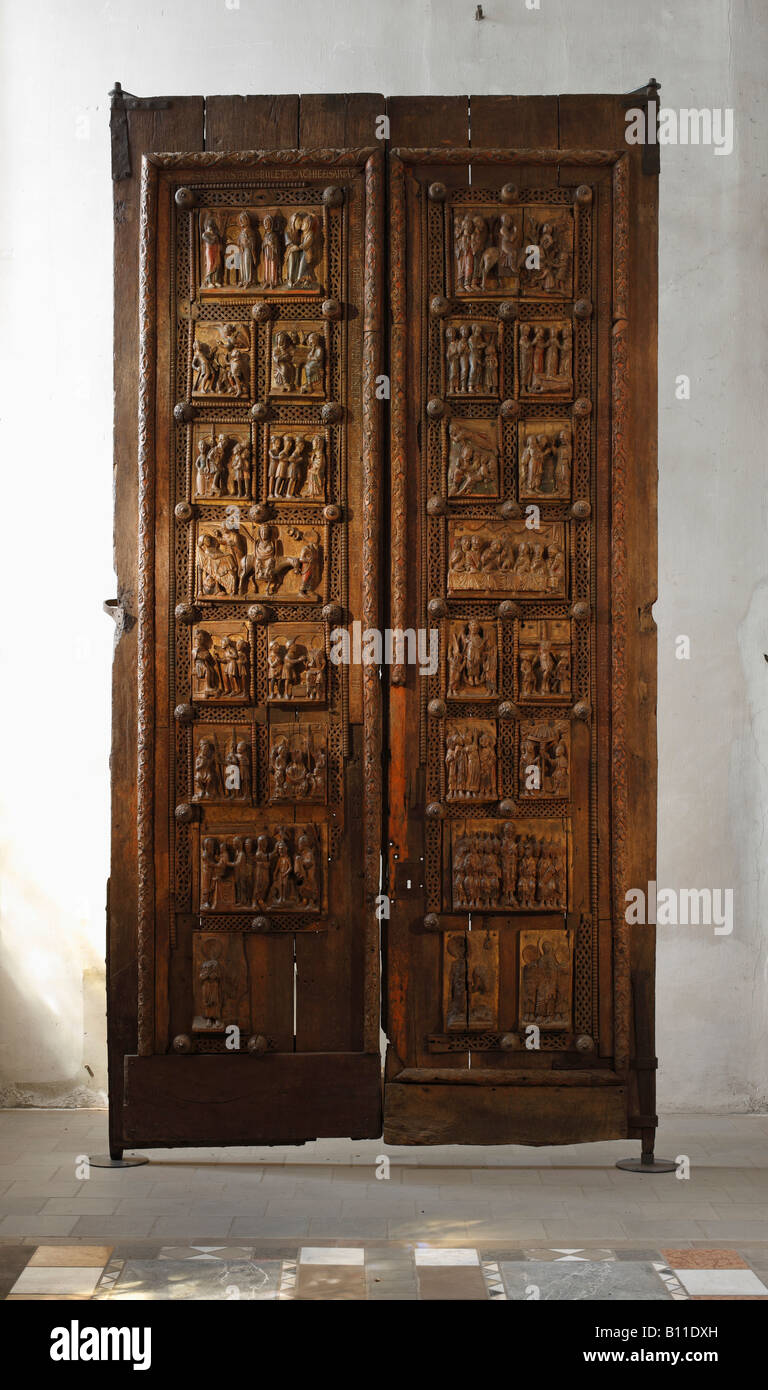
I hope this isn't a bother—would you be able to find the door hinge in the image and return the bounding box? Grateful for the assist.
[625,77,662,176]
[110,81,171,181]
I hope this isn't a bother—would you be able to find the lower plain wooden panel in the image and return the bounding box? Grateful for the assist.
[124,1053,382,1147]
[382,1082,628,1146]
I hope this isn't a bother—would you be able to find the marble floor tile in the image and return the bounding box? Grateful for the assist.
[108,1258,283,1300]
[10,1265,105,1296]
[661,1248,747,1269]
[28,1244,112,1266]
[299,1246,365,1265]
[414,1247,479,1266]
[158,1245,256,1261]
[417,1267,488,1300]
[672,1268,768,1296]
[499,1259,672,1301]
[295,1268,366,1300]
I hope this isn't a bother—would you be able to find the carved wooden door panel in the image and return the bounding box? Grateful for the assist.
[118,142,383,1147]
[384,106,657,1147]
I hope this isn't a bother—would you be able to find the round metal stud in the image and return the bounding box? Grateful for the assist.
[572,701,592,722]
[428,597,448,619]
[498,701,520,721]
[173,400,194,423]
[571,499,592,519]
[570,601,590,620]
[251,299,272,323]
[323,503,343,522]
[174,602,199,626]
[497,499,522,520]
[247,604,270,625]
[174,187,197,210]
[172,1034,194,1054]
[247,1034,269,1055]
[425,804,445,821]
[576,1034,595,1052]
[427,698,447,719]
[573,397,592,418]
[175,501,194,524]
[174,803,196,824]
[429,295,451,319]
[500,1032,521,1050]
[321,402,343,424]
[322,298,342,320]
[391,664,407,687]
[322,185,344,206]
[427,494,448,517]
[428,181,448,201]
[322,603,344,625]
[500,183,519,204]
[248,503,271,523]
[173,703,193,724]
[423,913,441,931]
[574,184,593,205]
[426,397,447,420]
[498,301,517,321]
[498,600,521,620]
[251,916,270,933]
[500,399,521,420]
[251,401,270,421]
[574,298,593,320]
[498,799,516,817]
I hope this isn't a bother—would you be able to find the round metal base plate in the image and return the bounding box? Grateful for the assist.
[88,1154,149,1169]
[615,1157,677,1174]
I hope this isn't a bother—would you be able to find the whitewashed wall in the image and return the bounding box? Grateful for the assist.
[0,0,765,1110]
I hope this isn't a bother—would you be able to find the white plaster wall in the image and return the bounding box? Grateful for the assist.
[0,0,765,1110]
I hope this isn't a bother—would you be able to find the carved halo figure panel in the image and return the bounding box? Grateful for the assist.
[190,620,251,703]
[518,927,574,1030]
[192,724,253,804]
[518,619,572,702]
[447,519,567,598]
[517,320,573,399]
[192,424,253,503]
[451,204,524,297]
[191,322,252,399]
[442,319,502,401]
[268,721,328,803]
[198,822,327,914]
[445,618,499,700]
[198,206,327,295]
[265,425,329,503]
[448,817,569,914]
[444,718,498,803]
[520,209,574,299]
[518,718,571,799]
[268,321,328,399]
[265,623,327,705]
[445,418,501,499]
[192,933,250,1034]
[517,420,572,500]
[194,520,325,602]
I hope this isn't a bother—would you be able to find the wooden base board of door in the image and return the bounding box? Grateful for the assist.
[122,1053,382,1148]
[382,1083,628,1147]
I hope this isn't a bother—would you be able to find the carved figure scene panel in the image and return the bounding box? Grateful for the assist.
[445,719,498,802]
[446,419,500,499]
[193,425,253,503]
[193,723,253,804]
[198,205,327,296]
[518,420,572,500]
[518,927,573,1030]
[442,319,502,400]
[268,722,327,803]
[517,321,573,399]
[266,425,329,503]
[191,322,252,399]
[268,322,328,399]
[192,932,250,1034]
[447,520,567,597]
[449,817,568,913]
[191,621,251,703]
[518,619,572,702]
[451,205,524,296]
[199,821,326,914]
[519,718,570,799]
[443,930,499,1032]
[520,209,574,298]
[195,521,325,601]
[266,623,327,704]
[446,618,498,700]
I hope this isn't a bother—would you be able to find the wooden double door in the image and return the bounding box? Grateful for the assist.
[109,93,658,1155]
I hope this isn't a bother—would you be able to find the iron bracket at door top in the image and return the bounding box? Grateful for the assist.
[110,82,171,181]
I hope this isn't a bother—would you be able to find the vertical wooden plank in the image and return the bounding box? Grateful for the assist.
[110,94,204,1155]
[387,97,469,147]
[205,95,299,150]
[299,93,383,147]
[469,95,559,189]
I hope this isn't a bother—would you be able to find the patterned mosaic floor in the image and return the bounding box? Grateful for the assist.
[5,1243,768,1300]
